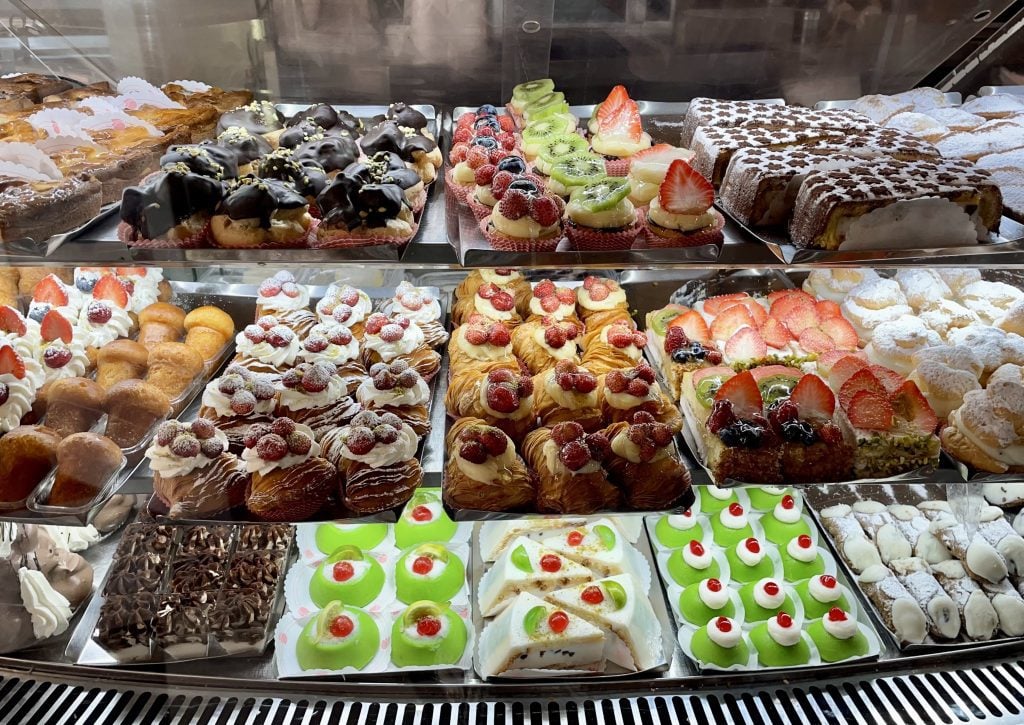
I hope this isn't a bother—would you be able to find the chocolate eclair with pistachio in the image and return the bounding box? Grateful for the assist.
[212,126,273,174]
[119,163,223,248]
[360,120,441,185]
[294,135,359,176]
[216,100,283,137]
[210,175,312,249]
[313,171,416,247]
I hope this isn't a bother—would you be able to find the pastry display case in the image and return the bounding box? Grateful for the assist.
[3,1,1024,724]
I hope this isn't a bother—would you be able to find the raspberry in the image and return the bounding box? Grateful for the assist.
[540,295,561,313]
[86,301,112,324]
[497,188,529,220]
[466,146,489,169]
[301,366,331,393]
[199,437,225,458]
[332,305,353,324]
[43,346,71,368]
[191,418,217,439]
[651,423,674,447]
[379,323,404,342]
[664,326,688,353]
[529,196,561,227]
[588,282,610,301]
[559,440,591,471]
[155,422,181,446]
[488,324,511,347]
[352,410,380,428]
[449,145,467,163]
[256,315,278,330]
[271,418,297,437]
[551,421,584,446]
[635,363,656,384]
[464,326,488,345]
[364,313,387,335]
[534,280,556,299]
[564,322,580,340]
[627,378,650,397]
[379,412,403,429]
[485,382,519,413]
[480,428,508,456]
[217,373,244,395]
[230,390,257,415]
[707,399,736,434]
[303,335,329,353]
[544,325,566,348]
[556,372,575,391]
[819,422,843,445]
[397,369,420,388]
[574,373,597,393]
[491,170,515,199]
[474,163,496,186]
[459,440,488,464]
[490,291,515,312]
[607,327,634,348]
[453,126,472,143]
[374,423,400,444]
[606,370,628,393]
[627,424,647,446]
[517,375,534,398]
[487,147,505,164]
[498,116,516,132]
[345,427,375,455]
[170,434,200,458]
[556,287,575,305]
[258,279,282,297]
[488,367,515,384]
[585,432,611,460]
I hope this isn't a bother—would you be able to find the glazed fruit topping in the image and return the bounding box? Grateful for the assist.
[533,280,556,299]
[707,578,723,592]
[715,616,732,633]
[729,502,744,517]
[496,186,564,227]
[659,159,714,215]
[40,310,73,343]
[489,291,515,312]
[540,554,561,573]
[781,495,797,510]
[344,427,376,455]
[266,326,295,348]
[763,581,780,596]
[411,505,433,522]
[303,335,329,353]
[820,574,837,589]
[474,163,496,186]
[552,360,597,394]
[192,418,217,439]
[745,538,760,553]
[553,424,609,471]
[86,301,113,325]
[412,556,434,575]
[623,418,673,461]
[827,607,847,622]
[333,561,355,581]
[169,433,201,458]
[581,585,604,605]
[326,323,355,346]
[363,312,389,335]
[776,612,793,628]
[689,540,705,556]
[796,533,813,549]
[0,346,26,380]
[329,615,354,638]
[566,530,585,547]
[43,346,72,369]
[547,610,569,634]
[282,361,337,394]
[484,368,530,413]
[551,421,584,446]
[416,616,442,637]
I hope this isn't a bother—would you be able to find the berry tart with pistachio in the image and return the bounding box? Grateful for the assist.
[448,315,519,377]
[642,159,724,248]
[355,359,431,436]
[581,319,648,375]
[451,281,523,329]
[443,416,534,512]
[481,177,565,253]
[564,176,642,251]
[522,421,622,514]
[198,364,279,450]
[275,361,361,441]
[600,363,682,431]
[511,316,582,375]
[532,360,603,432]
[467,155,533,222]
[701,370,785,485]
[603,411,692,510]
[445,367,536,444]
[147,418,249,519]
[360,312,441,382]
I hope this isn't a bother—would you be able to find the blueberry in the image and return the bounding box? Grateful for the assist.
[477,104,498,116]
[718,421,764,449]
[507,178,540,196]
[497,156,528,175]
[76,277,96,294]
[28,305,49,323]
[471,136,498,150]
[671,341,708,364]
[781,419,816,445]
[473,117,501,132]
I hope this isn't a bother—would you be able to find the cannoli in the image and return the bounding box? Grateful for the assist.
[888,557,961,639]
[887,504,953,564]
[819,504,883,574]
[1014,510,1024,538]
[858,564,928,645]
[980,578,1024,636]
[851,501,913,564]
[930,560,999,641]
[930,518,1009,584]
[982,482,1024,508]
[975,506,1024,578]
[917,500,954,521]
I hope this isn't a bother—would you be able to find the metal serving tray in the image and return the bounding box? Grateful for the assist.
[0,201,121,258]
[813,92,963,110]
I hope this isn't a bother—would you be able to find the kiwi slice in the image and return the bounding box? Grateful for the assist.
[572,177,631,212]
[550,153,605,187]
[524,92,569,120]
[513,78,554,102]
[522,118,564,142]
[538,133,588,164]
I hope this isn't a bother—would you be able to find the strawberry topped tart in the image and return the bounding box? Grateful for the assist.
[467,155,533,222]
[643,159,724,248]
[626,144,697,207]
[447,135,517,205]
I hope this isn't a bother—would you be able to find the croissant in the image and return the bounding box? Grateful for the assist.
[454,271,532,317]
[511,318,582,375]
[521,426,621,514]
[531,366,603,432]
[603,421,692,510]
[444,417,534,512]
[444,368,536,444]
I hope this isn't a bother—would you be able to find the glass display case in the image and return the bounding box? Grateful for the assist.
[2,2,1024,723]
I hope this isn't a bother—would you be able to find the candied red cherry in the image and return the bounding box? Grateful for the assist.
[744,538,760,553]
[477,283,498,300]
[304,335,329,353]
[258,279,282,297]
[411,505,433,522]
[170,434,200,458]
[827,607,847,622]
[517,376,534,398]
[332,305,354,324]
[706,578,723,592]
[544,326,566,349]
[480,428,508,456]
[575,373,597,394]
[412,556,434,575]
[397,369,420,388]
[379,412,403,429]
[256,315,278,330]
[416,616,442,637]
[251,379,277,401]
[819,574,837,589]
[43,346,72,369]
[581,585,604,604]
[488,324,511,347]
[776,612,793,628]
[329,614,354,637]
[587,282,610,301]
[715,616,732,633]
[763,581,780,596]
[567,530,584,546]
[558,440,591,471]
[534,280,556,298]
[327,326,352,346]
[267,328,293,347]
[230,390,257,415]
[490,292,515,312]
[243,325,265,344]
[155,421,181,446]
[271,418,297,437]
[200,438,225,459]
[218,374,244,395]
[379,324,404,342]
[487,367,515,384]
[547,611,569,633]
[554,359,576,374]
[364,314,385,335]
[539,554,562,573]
[555,371,575,391]
[191,418,217,439]
[606,370,628,394]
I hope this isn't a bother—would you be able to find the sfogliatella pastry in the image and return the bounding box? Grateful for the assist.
[95,339,148,391]
[360,313,440,382]
[104,380,170,449]
[146,419,249,519]
[137,302,186,350]
[254,270,310,319]
[321,410,423,513]
[524,279,581,326]
[276,361,360,441]
[296,322,364,391]
[315,283,372,334]
[233,317,301,377]
[242,418,337,521]
[511,316,581,375]
[145,341,205,403]
[0,425,60,504]
[210,176,312,249]
[118,164,223,248]
[603,412,691,509]
[445,367,536,444]
[444,416,533,512]
[575,275,630,327]
[198,364,278,450]
[533,360,603,432]
[356,360,431,436]
[600,363,682,431]
[451,281,523,329]
[46,432,123,508]
[45,376,105,439]
[454,269,532,319]
[449,316,519,377]
[385,281,448,347]
[581,319,647,375]
[522,422,620,514]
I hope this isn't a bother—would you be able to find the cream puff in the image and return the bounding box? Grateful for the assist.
[802,268,880,304]
[840,278,913,345]
[864,316,942,376]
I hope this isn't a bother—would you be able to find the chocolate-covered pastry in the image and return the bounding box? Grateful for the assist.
[0,560,37,654]
[314,172,416,244]
[95,593,157,660]
[210,176,313,250]
[255,148,328,200]
[344,151,406,183]
[178,525,232,556]
[218,176,307,225]
[104,552,166,595]
[92,495,135,534]
[359,184,406,226]
[159,144,238,180]
[115,523,176,559]
[120,165,223,243]
[215,127,272,163]
[216,100,283,136]
[210,588,272,651]
[358,120,407,158]
[154,591,213,657]
[277,121,324,150]
[316,173,361,230]
[385,102,428,133]
[225,550,284,595]
[286,103,340,131]
[293,136,359,174]
[236,524,293,552]
[168,554,223,594]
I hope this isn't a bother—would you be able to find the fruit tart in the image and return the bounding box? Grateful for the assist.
[445,367,536,444]
[602,412,691,509]
[531,132,589,180]
[210,177,313,249]
[626,144,697,207]
[321,410,423,513]
[384,281,448,348]
[315,283,372,336]
[241,418,337,521]
[118,164,223,248]
[295,322,364,393]
[532,360,603,432]
[361,313,441,382]
[198,364,279,450]
[575,275,630,328]
[581,319,647,375]
[643,159,724,248]
[446,136,509,204]
[0,345,38,434]
[449,316,519,377]
[564,176,642,251]
[146,419,249,519]
[254,270,310,319]
[524,279,582,326]
[544,152,607,198]
[276,362,361,441]
[356,360,431,436]
[511,316,582,375]
[588,85,652,176]
[467,156,532,222]
[600,363,682,431]
[233,317,302,377]
[444,416,533,512]
[451,281,522,329]
[481,178,565,253]
[522,422,621,514]
[702,370,784,485]
[453,269,531,319]
[657,316,723,398]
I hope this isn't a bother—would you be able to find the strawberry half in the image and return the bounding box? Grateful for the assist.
[659,159,713,215]
[790,374,835,419]
[40,310,73,343]
[769,293,814,320]
[816,349,865,376]
[0,345,26,380]
[723,298,768,327]
[629,143,689,169]
[847,390,894,431]
[92,275,130,308]
[767,289,813,305]
[714,370,763,419]
[839,368,887,412]
[893,380,938,435]
[780,305,819,336]
[0,306,26,336]
[868,365,905,398]
[760,317,793,349]
[32,275,68,306]
[724,326,767,363]
[710,304,754,341]
[828,355,870,391]
[669,310,711,345]
[798,327,836,354]
[595,86,642,141]
[703,293,750,316]
[819,316,858,351]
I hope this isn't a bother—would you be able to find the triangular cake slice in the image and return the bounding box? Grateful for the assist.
[540,518,651,592]
[478,536,594,616]
[477,591,606,677]
[545,574,663,672]
[479,518,588,562]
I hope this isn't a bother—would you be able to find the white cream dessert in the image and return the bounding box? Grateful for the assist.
[477,536,593,617]
[539,519,648,591]
[478,519,588,562]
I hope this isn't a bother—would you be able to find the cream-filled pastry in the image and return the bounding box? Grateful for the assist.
[894,269,952,312]
[840,278,913,345]
[802,268,880,304]
[917,299,979,340]
[942,365,1024,473]
[958,280,1024,325]
[864,316,942,376]
[946,325,1024,380]
[909,346,984,419]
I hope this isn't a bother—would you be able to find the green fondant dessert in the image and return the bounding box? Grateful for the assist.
[746,485,793,512]
[310,545,386,608]
[710,502,754,549]
[315,523,388,555]
[759,494,811,546]
[699,485,740,515]
[689,615,749,669]
[677,577,735,627]
[390,601,468,667]
[667,539,720,587]
[750,612,812,667]
[795,574,849,620]
[395,543,466,604]
[737,578,795,623]
[807,607,869,663]
[780,533,826,581]
[725,536,775,584]
[395,489,458,549]
[653,510,707,550]
[296,601,380,671]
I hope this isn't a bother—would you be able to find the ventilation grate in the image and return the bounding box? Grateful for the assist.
[3,661,1024,724]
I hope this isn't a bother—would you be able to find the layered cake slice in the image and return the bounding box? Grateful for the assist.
[680,98,874,147]
[544,574,662,671]
[539,518,650,591]
[477,591,606,677]
[477,536,594,616]
[811,127,938,161]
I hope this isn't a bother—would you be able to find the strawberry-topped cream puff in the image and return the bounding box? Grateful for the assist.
[276,361,361,441]
[0,345,38,433]
[0,306,44,389]
[448,314,518,377]
[582,319,647,375]
[198,364,279,450]
[356,359,432,436]
[35,310,89,387]
[511,316,582,375]
[28,273,83,326]
[526,279,581,326]
[233,316,302,377]
[361,312,441,382]
[466,156,533,222]
[481,177,564,253]
[456,282,522,330]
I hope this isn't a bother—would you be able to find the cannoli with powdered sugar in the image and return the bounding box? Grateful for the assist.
[930,560,998,641]
[820,504,883,573]
[888,557,961,639]
[858,564,928,645]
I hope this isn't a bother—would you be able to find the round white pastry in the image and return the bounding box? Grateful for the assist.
[803,268,879,303]
[698,579,730,610]
[821,611,858,639]
[895,269,952,311]
[908,356,983,420]
[864,315,942,376]
[936,268,982,294]
[917,299,979,340]
[946,325,1024,377]
[840,278,913,344]
[786,536,818,563]
[958,280,1024,325]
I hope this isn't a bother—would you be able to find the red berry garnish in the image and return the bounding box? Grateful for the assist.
[581,586,604,605]
[459,440,488,464]
[707,578,723,592]
[256,434,288,461]
[763,581,780,596]
[345,428,376,455]
[797,534,813,549]
[329,615,354,638]
[490,291,515,312]
[258,279,282,297]
[333,561,355,581]
[547,611,569,633]
[827,607,847,622]
[287,432,312,455]
[745,538,760,553]
[487,324,511,347]
[781,494,795,509]
[820,574,837,589]
[728,502,744,517]
[551,421,584,446]
[86,302,112,324]
[411,505,433,522]
[567,530,584,546]
[43,346,72,368]
[485,382,519,414]
[777,612,793,628]
[534,280,556,298]
[689,540,705,556]
[558,440,591,471]
[412,556,434,575]
[416,616,442,637]
[715,616,732,633]
[540,554,561,573]
[170,434,200,458]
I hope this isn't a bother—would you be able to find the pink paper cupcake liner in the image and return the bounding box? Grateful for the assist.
[310,218,418,249]
[117,220,210,249]
[480,214,561,253]
[410,188,427,218]
[604,157,631,177]
[208,221,313,250]
[467,194,496,222]
[642,209,726,249]
[564,220,642,251]
[444,166,472,205]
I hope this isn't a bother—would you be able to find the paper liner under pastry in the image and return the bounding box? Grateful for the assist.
[117,219,210,249]
[602,422,692,510]
[930,559,999,641]
[444,167,472,205]
[858,564,928,645]
[819,504,884,574]
[603,157,630,177]
[310,218,416,249]
[564,220,641,252]
[521,427,622,514]
[480,216,562,253]
[642,209,725,249]
[889,557,962,639]
[443,370,535,444]
[467,194,494,222]
[208,219,314,250]
[531,371,604,432]
[443,417,534,512]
